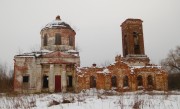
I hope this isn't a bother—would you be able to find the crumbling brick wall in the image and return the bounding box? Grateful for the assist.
[76,61,168,92]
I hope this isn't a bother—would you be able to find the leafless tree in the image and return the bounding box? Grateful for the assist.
[0,63,13,93]
[161,46,180,90]
[161,46,180,74]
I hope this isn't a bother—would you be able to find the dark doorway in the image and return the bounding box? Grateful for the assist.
[111,76,117,87]
[55,75,61,92]
[67,76,73,87]
[90,76,96,88]
[43,76,48,88]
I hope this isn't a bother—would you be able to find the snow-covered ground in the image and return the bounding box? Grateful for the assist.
[0,89,180,109]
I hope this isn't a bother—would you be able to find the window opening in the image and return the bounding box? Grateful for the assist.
[137,75,143,86]
[43,76,49,88]
[111,76,117,87]
[55,33,61,45]
[90,76,96,88]
[23,76,29,83]
[67,76,73,87]
[44,34,48,46]
[123,76,129,87]
[147,75,153,85]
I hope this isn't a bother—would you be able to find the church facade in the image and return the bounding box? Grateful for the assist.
[13,16,168,93]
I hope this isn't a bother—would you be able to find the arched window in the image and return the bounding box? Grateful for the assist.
[111,76,117,87]
[133,32,140,54]
[137,75,143,86]
[147,75,153,85]
[90,76,96,88]
[44,34,47,46]
[123,76,129,87]
[55,33,61,45]
[69,36,73,46]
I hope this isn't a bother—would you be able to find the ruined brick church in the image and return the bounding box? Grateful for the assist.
[13,16,168,93]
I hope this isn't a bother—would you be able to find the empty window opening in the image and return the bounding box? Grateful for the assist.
[147,75,153,86]
[43,76,49,88]
[69,36,73,46]
[137,75,143,86]
[55,33,61,45]
[90,76,96,88]
[67,76,73,87]
[23,76,29,83]
[44,34,48,46]
[111,76,117,87]
[123,76,129,87]
[133,32,140,54]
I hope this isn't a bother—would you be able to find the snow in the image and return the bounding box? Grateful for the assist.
[97,68,110,74]
[76,67,82,73]
[16,49,52,58]
[67,50,78,53]
[102,68,110,73]
[44,20,69,28]
[1,90,180,109]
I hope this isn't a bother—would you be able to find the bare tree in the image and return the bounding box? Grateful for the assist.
[0,63,13,93]
[161,46,180,74]
[161,46,180,90]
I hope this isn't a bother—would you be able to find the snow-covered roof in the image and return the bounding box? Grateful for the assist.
[42,16,72,30]
[96,68,111,74]
[66,49,78,53]
[15,49,53,58]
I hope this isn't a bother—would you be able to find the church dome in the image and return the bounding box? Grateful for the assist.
[42,15,72,30]
[40,15,76,52]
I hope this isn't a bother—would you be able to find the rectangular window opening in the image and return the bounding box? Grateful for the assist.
[43,76,49,88]
[67,76,73,87]
[55,33,61,45]
[23,76,29,83]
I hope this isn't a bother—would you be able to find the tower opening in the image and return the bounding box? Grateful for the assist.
[133,32,140,54]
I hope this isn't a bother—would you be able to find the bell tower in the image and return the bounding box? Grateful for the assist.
[121,19,145,57]
[121,19,149,65]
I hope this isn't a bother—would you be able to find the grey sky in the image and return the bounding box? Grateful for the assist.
[0,0,180,68]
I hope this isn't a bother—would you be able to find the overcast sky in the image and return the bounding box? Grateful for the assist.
[0,0,180,68]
